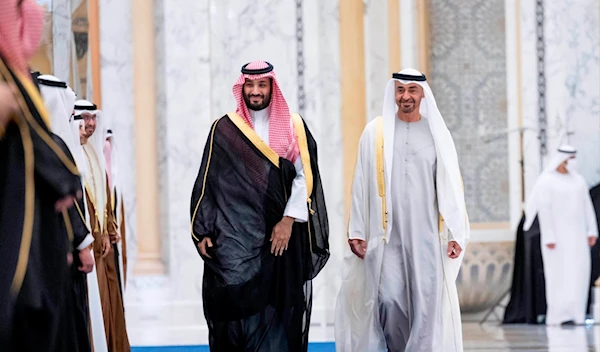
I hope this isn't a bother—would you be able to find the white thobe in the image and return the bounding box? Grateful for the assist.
[82,142,109,352]
[335,116,464,352]
[378,117,443,351]
[250,108,308,222]
[535,172,599,325]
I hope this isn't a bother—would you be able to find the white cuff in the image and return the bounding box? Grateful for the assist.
[77,234,94,250]
[284,158,309,223]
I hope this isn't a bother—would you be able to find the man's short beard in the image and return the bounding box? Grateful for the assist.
[244,93,272,111]
[397,99,417,114]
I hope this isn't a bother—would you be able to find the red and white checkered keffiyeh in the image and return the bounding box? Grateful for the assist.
[232,61,299,163]
[0,0,44,76]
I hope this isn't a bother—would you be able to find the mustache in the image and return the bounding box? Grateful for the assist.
[400,99,415,104]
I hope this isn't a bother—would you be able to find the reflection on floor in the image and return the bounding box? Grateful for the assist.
[131,322,600,351]
[464,322,600,351]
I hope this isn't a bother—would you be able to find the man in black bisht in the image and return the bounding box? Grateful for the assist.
[190,61,330,351]
[0,1,83,349]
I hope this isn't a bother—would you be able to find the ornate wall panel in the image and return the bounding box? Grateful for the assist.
[429,0,510,223]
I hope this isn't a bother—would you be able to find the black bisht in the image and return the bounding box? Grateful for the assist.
[0,58,82,350]
[190,114,329,351]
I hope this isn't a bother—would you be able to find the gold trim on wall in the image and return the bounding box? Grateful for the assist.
[339,0,367,224]
[89,0,102,108]
[387,0,401,73]
[415,0,430,77]
[132,0,164,275]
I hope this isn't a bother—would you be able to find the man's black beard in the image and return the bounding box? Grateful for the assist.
[244,93,272,111]
[397,99,417,114]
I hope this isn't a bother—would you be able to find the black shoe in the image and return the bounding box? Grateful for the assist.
[560,320,576,326]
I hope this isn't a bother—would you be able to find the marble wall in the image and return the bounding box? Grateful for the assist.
[543,0,600,187]
[98,0,137,289]
[51,0,72,80]
[429,0,511,224]
[364,0,389,122]
[522,0,600,197]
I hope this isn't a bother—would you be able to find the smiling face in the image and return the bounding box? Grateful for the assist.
[395,81,424,115]
[243,78,272,111]
[80,112,97,138]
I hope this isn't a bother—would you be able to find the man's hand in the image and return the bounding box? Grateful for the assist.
[101,236,111,258]
[109,233,121,244]
[447,241,462,259]
[55,195,76,212]
[349,239,367,259]
[546,243,556,250]
[270,216,294,256]
[589,237,597,247]
[0,83,19,132]
[78,249,95,273]
[109,227,120,244]
[197,237,214,258]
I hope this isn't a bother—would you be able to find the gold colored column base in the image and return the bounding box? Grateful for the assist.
[134,254,165,275]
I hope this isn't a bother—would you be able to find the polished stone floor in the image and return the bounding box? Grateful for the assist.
[463,322,600,351]
[131,323,600,351]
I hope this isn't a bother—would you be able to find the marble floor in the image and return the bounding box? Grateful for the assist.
[463,323,600,351]
[131,323,600,351]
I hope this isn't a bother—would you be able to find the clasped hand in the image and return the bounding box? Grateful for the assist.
[196,216,295,259]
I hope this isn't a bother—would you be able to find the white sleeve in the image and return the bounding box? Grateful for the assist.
[348,130,369,241]
[284,157,309,223]
[537,186,558,245]
[583,184,599,237]
[77,234,95,250]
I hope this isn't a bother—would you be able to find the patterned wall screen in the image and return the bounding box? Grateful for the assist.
[429,0,510,223]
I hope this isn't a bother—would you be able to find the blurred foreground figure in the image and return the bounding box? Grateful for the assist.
[39,74,95,352]
[0,1,82,351]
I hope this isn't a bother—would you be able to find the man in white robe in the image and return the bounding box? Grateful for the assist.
[335,69,470,352]
[74,100,110,352]
[524,145,599,325]
[76,100,130,351]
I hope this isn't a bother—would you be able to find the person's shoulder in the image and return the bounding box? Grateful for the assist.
[361,117,381,136]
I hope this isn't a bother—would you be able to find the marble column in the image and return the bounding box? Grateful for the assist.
[400,0,418,70]
[132,0,163,275]
[52,0,71,81]
[364,0,389,122]
[303,0,343,336]
[98,0,136,283]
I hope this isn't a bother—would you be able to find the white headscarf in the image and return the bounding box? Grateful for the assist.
[73,99,106,173]
[38,74,77,152]
[103,113,120,194]
[382,68,469,246]
[523,145,577,231]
